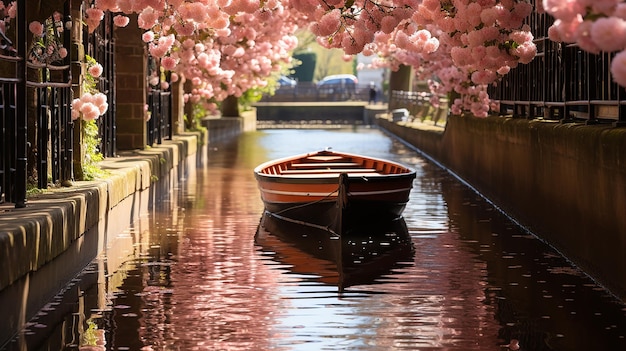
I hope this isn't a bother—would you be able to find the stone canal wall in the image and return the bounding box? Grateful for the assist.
[0,133,199,346]
[377,115,626,301]
[0,115,248,346]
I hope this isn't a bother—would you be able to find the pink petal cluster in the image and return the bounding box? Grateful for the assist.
[85,8,105,33]
[28,21,44,36]
[71,93,108,121]
[149,34,175,58]
[88,63,103,78]
[83,0,542,116]
[113,15,130,27]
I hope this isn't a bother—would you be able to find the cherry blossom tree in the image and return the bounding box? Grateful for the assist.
[289,0,535,117]
[0,0,534,117]
[82,0,538,117]
[89,0,302,114]
[17,0,626,117]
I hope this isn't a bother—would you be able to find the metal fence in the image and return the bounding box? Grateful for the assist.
[146,57,172,146]
[0,1,174,208]
[87,11,116,157]
[0,58,25,206]
[384,6,626,126]
[1,1,73,207]
[389,90,448,125]
[0,0,27,206]
[147,89,172,146]
[29,62,73,190]
[489,6,626,126]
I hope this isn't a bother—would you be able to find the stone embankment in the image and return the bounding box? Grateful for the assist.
[377,114,626,302]
[0,114,251,346]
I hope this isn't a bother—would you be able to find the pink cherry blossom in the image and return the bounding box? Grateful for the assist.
[590,17,626,52]
[28,21,44,36]
[88,63,103,78]
[142,31,155,43]
[113,15,130,27]
[543,0,585,22]
[85,8,105,33]
[79,102,100,121]
[610,50,626,86]
[161,56,178,70]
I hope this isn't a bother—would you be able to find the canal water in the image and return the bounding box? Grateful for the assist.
[3,127,626,351]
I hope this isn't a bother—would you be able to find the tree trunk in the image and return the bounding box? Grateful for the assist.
[388,64,412,92]
[183,78,194,130]
[387,65,413,111]
[171,75,186,135]
[220,95,240,117]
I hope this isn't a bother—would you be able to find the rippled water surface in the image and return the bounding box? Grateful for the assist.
[5,127,626,350]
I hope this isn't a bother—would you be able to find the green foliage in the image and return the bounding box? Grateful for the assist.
[239,88,264,111]
[81,319,99,347]
[84,55,100,93]
[74,54,108,181]
[81,120,108,181]
[26,184,44,196]
[185,103,209,133]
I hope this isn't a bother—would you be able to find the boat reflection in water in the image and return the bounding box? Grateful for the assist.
[255,211,415,292]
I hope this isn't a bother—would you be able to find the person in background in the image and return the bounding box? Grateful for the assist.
[369,82,377,104]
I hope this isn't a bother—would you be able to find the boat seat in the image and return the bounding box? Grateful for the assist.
[281,168,379,174]
[283,172,383,178]
[305,155,346,162]
[290,162,362,169]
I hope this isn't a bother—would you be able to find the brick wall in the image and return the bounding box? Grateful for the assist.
[114,15,147,150]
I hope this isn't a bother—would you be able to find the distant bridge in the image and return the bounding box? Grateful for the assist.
[253,101,387,127]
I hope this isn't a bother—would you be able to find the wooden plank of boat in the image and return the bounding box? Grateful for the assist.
[254,149,416,236]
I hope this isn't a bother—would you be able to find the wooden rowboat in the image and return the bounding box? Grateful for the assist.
[253,149,416,236]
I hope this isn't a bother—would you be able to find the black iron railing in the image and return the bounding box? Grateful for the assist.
[87,11,116,157]
[0,70,23,205]
[146,57,172,146]
[28,62,73,189]
[0,0,27,207]
[489,7,626,126]
[387,6,626,126]
[0,0,74,207]
[147,88,172,145]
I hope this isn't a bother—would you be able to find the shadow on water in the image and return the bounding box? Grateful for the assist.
[255,212,415,292]
[437,172,626,351]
